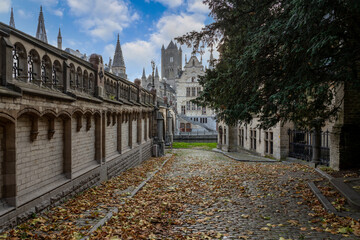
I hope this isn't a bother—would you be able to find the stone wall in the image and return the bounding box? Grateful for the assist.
[122,120,129,151]
[72,116,97,173]
[16,116,64,198]
[105,116,118,159]
[0,22,166,231]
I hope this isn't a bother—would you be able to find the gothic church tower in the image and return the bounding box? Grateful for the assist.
[161,40,182,88]
[112,34,127,79]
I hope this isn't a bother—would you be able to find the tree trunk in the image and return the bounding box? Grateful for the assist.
[312,125,322,165]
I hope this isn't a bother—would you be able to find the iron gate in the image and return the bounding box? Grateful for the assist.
[288,129,330,166]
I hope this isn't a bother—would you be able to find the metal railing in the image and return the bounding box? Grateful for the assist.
[288,129,330,166]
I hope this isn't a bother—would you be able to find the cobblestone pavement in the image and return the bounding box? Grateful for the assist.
[163,149,358,239]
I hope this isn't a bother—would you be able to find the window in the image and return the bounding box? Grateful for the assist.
[265,131,273,154]
[181,105,186,114]
[192,87,196,96]
[170,57,173,62]
[197,105,201,110]
[202,107,206,115]
[197,87,201,96]
[250,129,257,150]
[186,87,191,97]
[180,123,185,132]
[239,128,244,147]
[186,101,190,110]
[224,128,227,144]
[192,102,196,110]
[191,77,195,82]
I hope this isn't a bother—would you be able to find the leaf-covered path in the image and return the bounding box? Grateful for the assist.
[3,149,360,239]
[94,149,359,239]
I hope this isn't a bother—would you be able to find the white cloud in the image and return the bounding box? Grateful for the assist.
[0,0,11,13]
[152,0,183,8]
[67,0,139,41]
[18,9,33,18]
[30,0,59,6]
[119,12,209,81]
[151,13,206,46]
[53,8,63,17]
[187,0,210,14]
[104,44,115,60]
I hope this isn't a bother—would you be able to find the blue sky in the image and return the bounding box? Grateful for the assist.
[0,0,216,81]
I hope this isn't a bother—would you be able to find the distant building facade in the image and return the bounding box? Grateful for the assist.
[176,55,216,133]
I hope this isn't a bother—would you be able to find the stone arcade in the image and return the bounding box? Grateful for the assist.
[0,12,170,230]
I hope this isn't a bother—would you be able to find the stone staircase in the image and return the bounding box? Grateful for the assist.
[178,114,216,132]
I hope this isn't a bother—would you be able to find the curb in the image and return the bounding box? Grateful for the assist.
[81,156,173,239]
[213,148,277,163]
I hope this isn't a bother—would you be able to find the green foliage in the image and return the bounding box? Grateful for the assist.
[177,0,360,129]
[172,142,217,150]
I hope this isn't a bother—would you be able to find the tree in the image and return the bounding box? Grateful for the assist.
[177,0,360,163]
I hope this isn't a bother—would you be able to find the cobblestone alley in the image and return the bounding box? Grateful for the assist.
[3,149,360,239]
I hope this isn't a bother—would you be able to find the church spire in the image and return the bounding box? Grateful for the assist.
[9,7,15,28]
[112,34,126,78]
[57,27,62,49]
[142,68,146,80]
[36,6,48,43]
[155,66,159,79]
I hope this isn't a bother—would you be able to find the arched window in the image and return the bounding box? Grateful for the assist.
[28,49,40,83]
[41,55,52,85]
[69,64,75,88]
[83,70,89,93]
[52,60,62,89]
[76,67,82,89]
[89,73,94,94]
[13,42,27,81]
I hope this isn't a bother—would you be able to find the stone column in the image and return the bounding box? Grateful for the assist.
[0,36,13,86]
[128,112,133,149]
[63,117,72,179]
[166,111,173,145]
[3,120,17,207]
[117,114,122,153]
[156,111,165,156]
[95,114,102,163]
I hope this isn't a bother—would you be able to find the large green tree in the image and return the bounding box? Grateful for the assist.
[177,0,360,162]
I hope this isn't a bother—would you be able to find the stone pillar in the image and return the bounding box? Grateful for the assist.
[128,112,133,149]
[166,111,173,145]
[101,112,106,163]
[95,114,102,163]
[117,114,122,153]
[3,120,16,207]
[1,36,13,86]
[330,83,360,169]
[63,117,72,179]
[156,111,165,156]
[137,112,142,144]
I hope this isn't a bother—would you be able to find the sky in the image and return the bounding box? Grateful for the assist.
[0,0,217,82]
